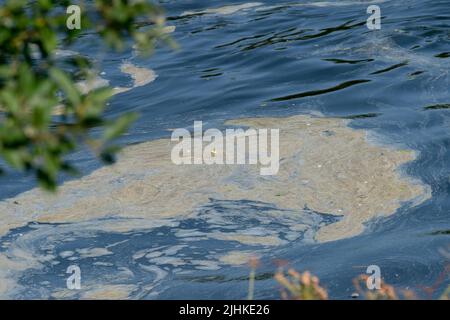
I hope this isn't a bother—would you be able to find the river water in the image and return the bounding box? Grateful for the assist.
[0,0,449,299]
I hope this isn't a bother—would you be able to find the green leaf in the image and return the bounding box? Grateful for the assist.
[0,0,171,191]
[37,167,57,191]
[2,149,26,169]
[102,112,138,142]
[49,67,81,106]
[100,145,122,164]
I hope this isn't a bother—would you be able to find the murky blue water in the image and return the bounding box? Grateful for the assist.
[1,0,450,299]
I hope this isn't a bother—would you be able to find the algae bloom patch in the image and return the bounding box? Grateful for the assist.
[0,115,430,243]
[0,114,432,298]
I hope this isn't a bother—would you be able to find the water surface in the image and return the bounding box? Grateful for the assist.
[1,0,449,299]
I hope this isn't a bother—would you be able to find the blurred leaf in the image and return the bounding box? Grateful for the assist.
[103,112,138,142]
[2,149,26,169]
[100,145,122,164]
[37,167,57,191]
[0,0,172,191]
[49,67,81,106]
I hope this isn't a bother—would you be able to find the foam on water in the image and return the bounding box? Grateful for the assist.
[0,114,431,298]
[181,3,263,17]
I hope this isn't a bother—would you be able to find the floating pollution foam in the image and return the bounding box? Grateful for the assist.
[76,76,110,94]
[50,60,157,115]
[78,60,157,95]
[113,62,158,94]
[180,0,389,17]
[0,50,157,116]
[219,250,258,265]
[76,61,157,96]
[316,34,446,71]
[0,114,431,298]
[0,114,431,241]
[179,1,389,18]
[297,0,390,7]
[181,3,263,17]
[161,25,176,34]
